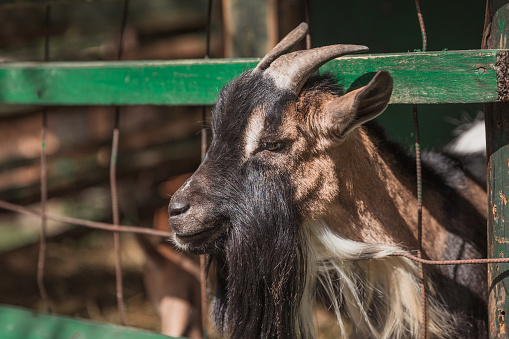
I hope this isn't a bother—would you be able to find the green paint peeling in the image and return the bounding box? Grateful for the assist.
[0,50,501,106]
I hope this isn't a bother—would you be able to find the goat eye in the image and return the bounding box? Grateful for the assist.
[261,141,283,152]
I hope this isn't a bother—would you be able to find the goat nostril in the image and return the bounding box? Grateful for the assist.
[169,202,190,217]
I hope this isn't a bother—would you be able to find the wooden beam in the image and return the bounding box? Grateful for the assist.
[485,2,509,338]
[0,49,502,107]
[321,50,501,104]
[222,0,278,58]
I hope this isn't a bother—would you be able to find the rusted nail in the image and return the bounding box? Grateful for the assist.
[478,67,486,75]
[500,309,509,333]
[500,191,508,205]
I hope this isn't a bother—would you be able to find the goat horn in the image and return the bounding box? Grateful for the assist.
[253,22,308,73]
[264,44,369,95]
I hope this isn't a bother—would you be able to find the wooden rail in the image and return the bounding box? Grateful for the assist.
[0,49,503,106]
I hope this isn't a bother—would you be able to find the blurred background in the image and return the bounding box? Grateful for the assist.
[0,0,486,337]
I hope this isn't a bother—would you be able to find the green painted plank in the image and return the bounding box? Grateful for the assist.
[321,49,500,104]
[0,58,258,106]
[0,304,183,339]
[0,50,501,106]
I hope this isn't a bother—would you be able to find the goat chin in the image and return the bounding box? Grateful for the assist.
[300,219,456,339]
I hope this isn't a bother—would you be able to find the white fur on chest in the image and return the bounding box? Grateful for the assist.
[299,219,455,339]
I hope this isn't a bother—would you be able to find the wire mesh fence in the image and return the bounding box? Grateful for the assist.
[0,1,506,338]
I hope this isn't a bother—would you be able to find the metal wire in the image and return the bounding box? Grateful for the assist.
[414,0,427,52]
[200,1,213,337]
[4,196,509,266]
[413,1,427,337]
[37,4,52,314]
[0,200,172,237]
[413,103,426,339]
[392,252,509,266]
[110,124,126,325]
[110,0,130,326]
[304,0,311,49]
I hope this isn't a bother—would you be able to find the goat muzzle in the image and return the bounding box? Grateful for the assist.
[168,178,226,253]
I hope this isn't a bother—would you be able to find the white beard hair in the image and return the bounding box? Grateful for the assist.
[297,218,457,339]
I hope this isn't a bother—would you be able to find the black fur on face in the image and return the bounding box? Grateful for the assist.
[169,71,309,337]
[210,164,307,339]
[209,73,307,338]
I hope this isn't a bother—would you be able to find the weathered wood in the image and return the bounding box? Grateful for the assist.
[496,51,509,100]
[0,137,201,205]
[0,1,209,61]
[485,3,509,339]
[320,50,500,104]
[0,49,501,106]
[222,0,278,58]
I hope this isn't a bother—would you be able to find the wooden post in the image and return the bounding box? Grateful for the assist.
[484,1,509,337]
[221,0,304,58]
[222,0,278,57]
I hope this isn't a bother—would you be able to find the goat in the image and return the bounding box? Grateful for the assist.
[168,23,487,338]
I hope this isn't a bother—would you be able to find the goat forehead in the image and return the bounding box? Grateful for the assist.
[212,73,294,148]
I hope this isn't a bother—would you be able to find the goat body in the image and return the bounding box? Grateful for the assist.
[168,23,487,338]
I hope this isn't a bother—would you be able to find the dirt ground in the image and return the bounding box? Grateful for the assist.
[0,228,341,338]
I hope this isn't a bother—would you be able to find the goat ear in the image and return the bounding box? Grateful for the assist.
[325,70,393,138]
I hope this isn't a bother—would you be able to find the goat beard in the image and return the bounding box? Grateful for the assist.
[209,168,307,339]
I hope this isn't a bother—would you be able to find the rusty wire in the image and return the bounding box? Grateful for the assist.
[413,1,427,337]
[414,0,427,52]
[0,200,173,238]
[393,253,509,266]
[413,103,427,339]
[0,200,172,238]
[37,4,52,314]
[5,196,509,263]
[199,0,214,337]
[109,0,130,326]
[304,0,311,49]
[4,196,509,267]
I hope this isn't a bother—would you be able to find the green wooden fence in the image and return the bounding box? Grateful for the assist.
[0,50,502,106]
[0,0,508,338]
[0,304,180,339]
[3,48,507,338]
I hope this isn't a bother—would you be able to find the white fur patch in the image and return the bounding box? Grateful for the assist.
[447,118,485,154]
[298,219,455,339]
[243,108,265,160]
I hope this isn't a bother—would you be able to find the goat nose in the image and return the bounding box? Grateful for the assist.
[168,199,190,217]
